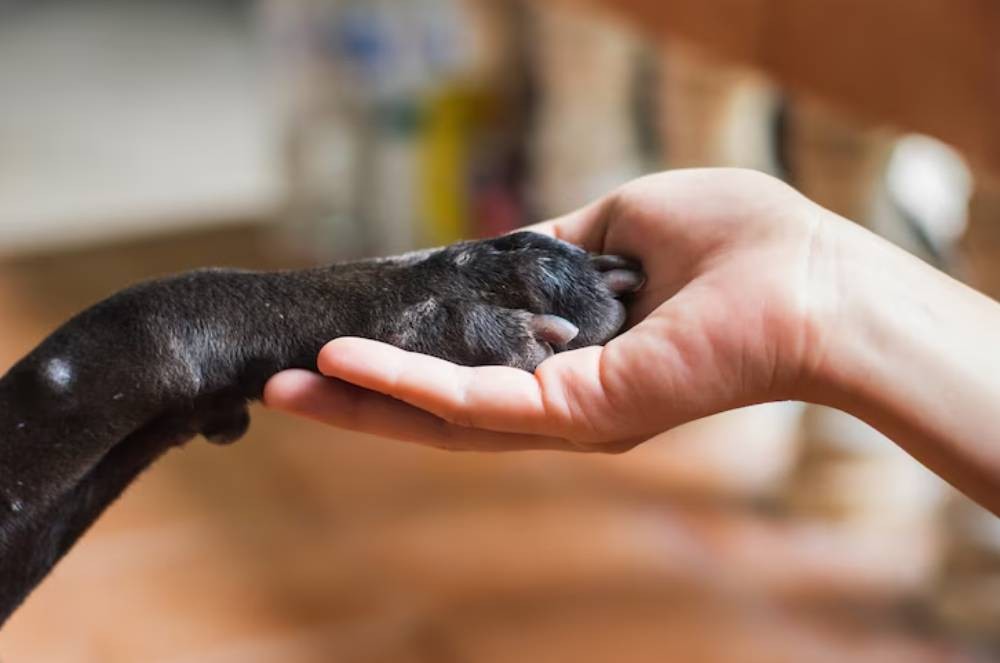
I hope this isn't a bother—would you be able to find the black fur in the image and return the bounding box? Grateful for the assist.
[0,231,639,624]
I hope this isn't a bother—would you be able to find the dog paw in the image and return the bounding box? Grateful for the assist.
[392,232,643,370]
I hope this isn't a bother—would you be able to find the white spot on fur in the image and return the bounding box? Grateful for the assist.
[395,299,439,345]
[10,499,22,513]
[406,298,438,317]
[454,250,472,266]
[373,247,438,267]
[45,358,74,390]
[166,332,204,391]
[15,422,26,430]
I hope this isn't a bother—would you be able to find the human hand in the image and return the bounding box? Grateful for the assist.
[264,169,839,452]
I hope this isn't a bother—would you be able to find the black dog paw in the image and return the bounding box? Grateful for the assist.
[196,394,251,445]
[387,232,643,370]
[0,230,643,621]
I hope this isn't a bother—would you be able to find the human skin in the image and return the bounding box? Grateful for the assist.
[264,168,1000,515]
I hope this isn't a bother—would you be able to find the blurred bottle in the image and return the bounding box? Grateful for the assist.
[261,0,373,260]
[416,0,531,245]
[261,0,528,261]
[657,43,779,175]
[528,3,644,217]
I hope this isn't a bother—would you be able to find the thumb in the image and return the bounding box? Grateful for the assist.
[523,195,613,253]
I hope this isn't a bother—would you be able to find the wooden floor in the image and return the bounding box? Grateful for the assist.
[0,226,991,662]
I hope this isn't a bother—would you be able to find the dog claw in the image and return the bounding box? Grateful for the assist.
[531,314,580,346]
[591,254,639,271]
[602,269,645,294]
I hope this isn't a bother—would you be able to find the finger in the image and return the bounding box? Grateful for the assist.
[313,337,619,441]
[316,338,552,431]
[263,370,579,452]
[522,195,612,252]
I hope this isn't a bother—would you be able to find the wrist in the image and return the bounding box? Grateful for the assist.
[800,212,1000,510]
[794,207,927,413]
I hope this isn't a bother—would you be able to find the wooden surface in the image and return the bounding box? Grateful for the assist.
[0,226,988,661]
[580,0,1000,178]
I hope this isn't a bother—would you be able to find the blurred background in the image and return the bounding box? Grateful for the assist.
[1,0,999,660]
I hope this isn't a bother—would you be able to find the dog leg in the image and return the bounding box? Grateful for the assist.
[0,232,642,622]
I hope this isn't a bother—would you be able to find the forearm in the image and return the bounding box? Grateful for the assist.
[811,215,1000,514]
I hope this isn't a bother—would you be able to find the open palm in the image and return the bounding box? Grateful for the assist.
[265,169,832,452]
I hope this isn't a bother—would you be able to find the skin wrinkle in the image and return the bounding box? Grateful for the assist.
[646,303,708,421]
[595,344,626,442]
[738,327,755,405]
[593,193,620,255]
[558,348,617,451]
[778,205,825,398]
[535,357,579,443]
[447,365,478,430]
[765,310,783,401]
